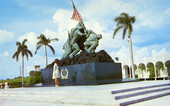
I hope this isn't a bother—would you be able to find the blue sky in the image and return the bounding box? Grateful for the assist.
[0,0,170,80]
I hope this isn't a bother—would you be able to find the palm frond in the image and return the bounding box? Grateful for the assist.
[27,50,33,57]
[12,51,20,61]
[121,13,129,20]
[22,39,27,45]
[122,26,127,39]
[113,12,135,40]
[113,26,123,39]
[115,17,126,27]
[37,34,45,39]
[35,45,43,54]
[114,16,122,22]
[23,45,28,50]
[130,16,136,23]
[129,24,133,36]
[36,41,45,47]
[47,44,55,55]
[50,38,59,42]
[16,53,19,61]
[24,51,29,61]
[16,42,21,47]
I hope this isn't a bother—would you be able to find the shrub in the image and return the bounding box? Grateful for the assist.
[29,70,36,77]
[29,71,42,85]
[148,66,155,79]
[135,75,138,78]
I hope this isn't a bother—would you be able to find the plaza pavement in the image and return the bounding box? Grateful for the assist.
[0,80,170,106]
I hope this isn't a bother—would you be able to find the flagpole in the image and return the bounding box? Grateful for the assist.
[71,0,75,9]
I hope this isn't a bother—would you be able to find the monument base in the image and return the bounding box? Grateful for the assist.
[42,62,122,86]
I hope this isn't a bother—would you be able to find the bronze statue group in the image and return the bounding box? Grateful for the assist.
[52,21,102,87]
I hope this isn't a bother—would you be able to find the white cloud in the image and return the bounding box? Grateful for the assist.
[1,51,9,57]
[85,20,105,33]
[110,46,129,61]
[82,0,170,30]
[0,30,15,44]
[109,42,170,63]
[152,48,167,56]
[134,47,149,58]
[43,29,58,38]
[52,9,79,54]
[53,9,78,33]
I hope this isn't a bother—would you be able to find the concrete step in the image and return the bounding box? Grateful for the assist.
[111,83,170,106]
[0,93,114,100]
[0,90,112,99]
[115,86,170,100]
[111,83,170,94]
[120,91,170,106]
[1,81,170,105]
[0,95,118,106]
[113,85,170,97]
[116,90,170,106]
[0,88,116,105]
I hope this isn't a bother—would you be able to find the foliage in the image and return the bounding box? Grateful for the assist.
[35,34,58,67]
[12,39,33,87]
[135,75,138,78]
[0,72,42,88]
[29,70,36,76]
[0,77,31,88]
[113,13,136,79]
[167,67,170,76]
[35,34,58,55]
[156,63,164,70]
[148,66,155,79]
[115,57,119,61]
[29,71,42,85]
[113,12,135,39]
[12,39,33,61]
[138,66,145,71]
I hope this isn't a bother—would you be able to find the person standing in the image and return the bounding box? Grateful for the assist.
[4,81,9,89]
[52,61,60,87]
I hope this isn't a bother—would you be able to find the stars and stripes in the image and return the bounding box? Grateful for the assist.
[71,0,83,22]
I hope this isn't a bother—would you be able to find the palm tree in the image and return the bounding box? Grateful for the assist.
[12,39,33,87]
[113,12,136,79]
[35,34,58,68]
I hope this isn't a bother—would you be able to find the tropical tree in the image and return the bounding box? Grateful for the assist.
[35,34,58,68]
[113,12,136,79]
[12,39,33,87]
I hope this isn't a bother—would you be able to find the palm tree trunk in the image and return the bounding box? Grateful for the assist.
[21,55,24,87]
[45,45,47,67]
[128,36,135,79]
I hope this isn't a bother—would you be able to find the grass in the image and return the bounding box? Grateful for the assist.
[0,77,31,88]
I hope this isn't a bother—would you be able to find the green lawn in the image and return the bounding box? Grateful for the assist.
[0,77,31,88]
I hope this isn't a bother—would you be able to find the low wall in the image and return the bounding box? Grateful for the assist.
[42,62,122,86]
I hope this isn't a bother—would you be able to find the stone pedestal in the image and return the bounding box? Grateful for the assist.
[42,62,122,86]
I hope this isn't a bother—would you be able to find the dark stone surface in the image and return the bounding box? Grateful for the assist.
[41,68,54,86]
[42,62,122,86]
[46,50,114,68]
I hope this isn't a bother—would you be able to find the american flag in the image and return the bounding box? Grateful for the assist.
[71,0,83,22]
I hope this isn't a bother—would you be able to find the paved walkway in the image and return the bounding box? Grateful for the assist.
[0,80,170,106]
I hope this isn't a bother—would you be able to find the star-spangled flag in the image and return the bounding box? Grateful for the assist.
[71,0,83,22]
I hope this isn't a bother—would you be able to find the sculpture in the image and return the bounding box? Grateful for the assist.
[84,29,102,53]
[62,21,102,59]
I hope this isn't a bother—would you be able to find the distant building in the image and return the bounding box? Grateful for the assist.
[119,54,170,79]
